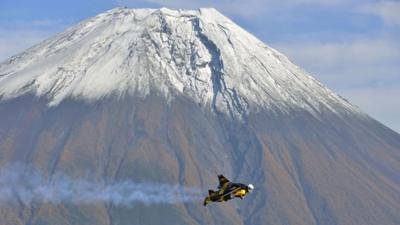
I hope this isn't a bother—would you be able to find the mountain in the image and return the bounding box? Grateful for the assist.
[0,7,399,225]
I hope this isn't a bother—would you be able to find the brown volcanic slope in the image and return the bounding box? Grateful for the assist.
[0,95,399,225]
[0,7,399,225]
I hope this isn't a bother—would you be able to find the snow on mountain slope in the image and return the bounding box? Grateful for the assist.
[0,7,359,118]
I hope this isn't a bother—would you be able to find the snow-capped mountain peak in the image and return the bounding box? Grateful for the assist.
[0,7,359,118]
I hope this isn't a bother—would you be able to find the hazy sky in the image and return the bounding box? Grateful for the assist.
[0,0,399,133]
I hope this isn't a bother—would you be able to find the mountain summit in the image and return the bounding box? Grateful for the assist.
[0,8,399,225]
[0,7,357,119]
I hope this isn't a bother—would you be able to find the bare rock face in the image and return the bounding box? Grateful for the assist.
[0,7,399,225]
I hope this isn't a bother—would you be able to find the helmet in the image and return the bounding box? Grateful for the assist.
[248,184,254,191]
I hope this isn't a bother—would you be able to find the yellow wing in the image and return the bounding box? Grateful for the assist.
[218,175,230,190]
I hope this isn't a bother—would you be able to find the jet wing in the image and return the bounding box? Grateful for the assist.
[218,175,230,189]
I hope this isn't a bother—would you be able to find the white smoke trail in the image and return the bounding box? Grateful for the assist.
[0,164,202,206]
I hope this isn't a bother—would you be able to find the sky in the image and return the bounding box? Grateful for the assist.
[0,0,399,133]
